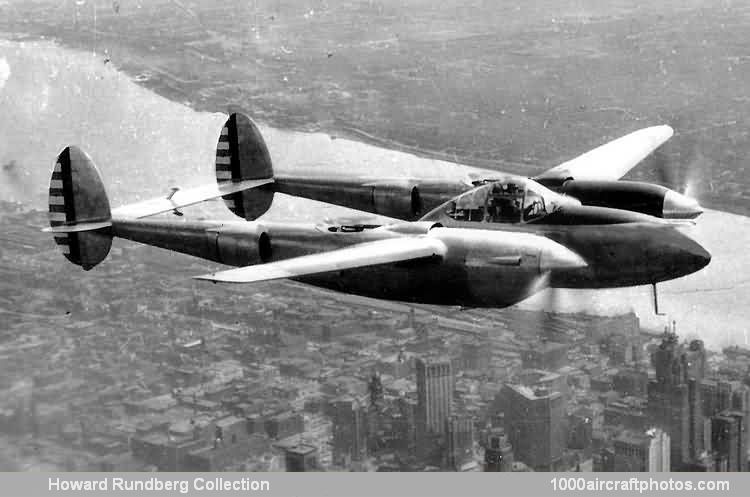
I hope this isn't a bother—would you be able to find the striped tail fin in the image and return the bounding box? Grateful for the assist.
[216,113,275,220]
[47,146,112,270]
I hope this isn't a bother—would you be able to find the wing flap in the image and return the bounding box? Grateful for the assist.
[535,125,673,182]
[194,236,446,284]
[111,178,273,219]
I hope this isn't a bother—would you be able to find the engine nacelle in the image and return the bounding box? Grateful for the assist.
[555,180,702,219]
[370,181,423,219]
[212,224,272,267]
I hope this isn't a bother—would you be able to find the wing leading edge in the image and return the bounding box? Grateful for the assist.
[535,125,674,182]
[194,236,447,284]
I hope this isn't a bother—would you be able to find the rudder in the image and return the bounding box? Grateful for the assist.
[216,113,274,220]
[48,146,112,270]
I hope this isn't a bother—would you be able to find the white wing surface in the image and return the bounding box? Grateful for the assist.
[194,236,447,284]
[535,125,673,182]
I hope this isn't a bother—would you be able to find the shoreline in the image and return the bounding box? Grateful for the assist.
[1,33,744,216]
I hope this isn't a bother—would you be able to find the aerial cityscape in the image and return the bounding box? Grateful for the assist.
[1,0,750,474]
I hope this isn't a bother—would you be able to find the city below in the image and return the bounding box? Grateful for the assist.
[1,203,748,472]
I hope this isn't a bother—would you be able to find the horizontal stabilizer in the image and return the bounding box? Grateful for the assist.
[111,178,273,219]
[43,221,113,233]
[194,236,447,284]
[535,125,674,182]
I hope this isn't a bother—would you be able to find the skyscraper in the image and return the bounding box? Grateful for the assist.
[331,396,367,467]
[702,380,750,455]
[521,341,568,371]
[368,372,384,409]
[613,428,670,472]
[647,332,706,469]
[712,411,745,472]
[445,415,474,471]
[686,340,707,459]
[732,387,750,461]
[503,384,566,471]
[415,357,453,461]
[484,429,513,472]
[283,443,318,472]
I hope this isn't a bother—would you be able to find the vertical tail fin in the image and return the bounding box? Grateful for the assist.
[46,146,112,270]
[216,113,275,220]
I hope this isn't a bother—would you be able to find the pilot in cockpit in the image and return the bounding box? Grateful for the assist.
[487,183,522,223]
[522,184,547,222]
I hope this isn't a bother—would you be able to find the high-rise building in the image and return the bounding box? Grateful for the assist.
[283,443,318,472]
[368,373,384,409]
[702,380,731,417]
[503,384,566,471]
[516,370,569,401]
[647,333,705,470]
[415,357,453,461]
[445,415,474,471]
[264,411,304,440]
[612,368,648,397]
[731,387,750,461]
[712,411,745,472]
[373,396,415,454]
[331,396,368,467]
[568,408,593,451]
[686,341,707,459]
[458,340,491,371]
[484,429,513,472]
[521,341,568,371]
[702,380,750,454]
[613,428,670,472]
[604,397,648,432]
[416,357,453,433]
[593,447,615,472]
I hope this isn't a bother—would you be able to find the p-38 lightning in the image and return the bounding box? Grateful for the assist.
[44,113,710,309]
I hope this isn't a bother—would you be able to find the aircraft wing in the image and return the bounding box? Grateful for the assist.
[194,236,447,284]
[534,125,673,182]
[111,178,273,219]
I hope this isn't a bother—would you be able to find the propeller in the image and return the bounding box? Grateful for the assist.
[523,271,564,339]
[651,116,715,209]
[541,282,563,338]
[641,130,708,220]
[652,147,706,202]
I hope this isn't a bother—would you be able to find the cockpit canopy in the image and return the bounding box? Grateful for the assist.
[430,178,577,224]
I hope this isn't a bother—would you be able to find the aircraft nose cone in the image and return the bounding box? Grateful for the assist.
[675,236,712,275]
[663,190,703,219]
[689,242,712,271]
